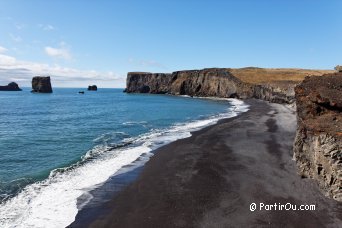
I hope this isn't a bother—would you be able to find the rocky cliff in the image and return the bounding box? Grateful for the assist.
[31,76,53,93]
[125,68,253,98]
[0,82,22,91]
[125,72,172,94]
[253,81,297,104]
[293,73,342,201]
[124,68,342,201]
[169,68,255,98]
[124,68,296,103]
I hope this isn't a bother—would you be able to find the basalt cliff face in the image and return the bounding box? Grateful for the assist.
[125,68,342,201]
[125,68,296,103]
[32,76,53,93]
[253,81,297,104]
[293,73,342,201]
[169,69,254,98]
[125,72,172,94]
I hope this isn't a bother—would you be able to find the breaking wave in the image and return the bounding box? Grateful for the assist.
[0,98,248,228]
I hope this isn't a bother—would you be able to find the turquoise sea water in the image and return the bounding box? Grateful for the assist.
[0,88,247,227]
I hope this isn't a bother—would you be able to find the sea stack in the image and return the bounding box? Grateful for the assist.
[31,76,53,93]
[293,72,342,201]
[0,82,22,91]
[88,85,97,91]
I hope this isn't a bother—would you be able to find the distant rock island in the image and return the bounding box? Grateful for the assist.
[0,82,22,91]
[88,85,97,91]
[31,76,53,93]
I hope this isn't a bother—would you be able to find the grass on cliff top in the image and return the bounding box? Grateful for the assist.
[229,67,335,84]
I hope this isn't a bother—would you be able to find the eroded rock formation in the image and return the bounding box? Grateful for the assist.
[125,69,252,98]
[169,69,254,98]
[253,81,297,104]
[125,68,341,201]
[88,85,97,91]
[31,76,52,93]
[0,82,22,91]
[125,68,296,103]
[293,73,342,201]
[125,72,171,94]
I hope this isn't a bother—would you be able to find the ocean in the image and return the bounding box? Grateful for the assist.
[0,88,248,227]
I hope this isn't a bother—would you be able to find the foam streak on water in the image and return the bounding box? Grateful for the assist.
[0,98,248,228]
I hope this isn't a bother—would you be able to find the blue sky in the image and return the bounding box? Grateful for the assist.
[0,0,341,88]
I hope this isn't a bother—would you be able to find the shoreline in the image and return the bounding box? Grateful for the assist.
[0,95,245,227]
[68,98,249,226]
[69,99,342,227]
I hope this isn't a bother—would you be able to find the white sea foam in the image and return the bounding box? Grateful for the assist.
[93,131,128,142]
[0,98,248,228]
[122,121,148,125]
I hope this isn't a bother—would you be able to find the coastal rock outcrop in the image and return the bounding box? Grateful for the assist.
[88,85,97,91]
[125,68,255,99]
[125,72,171,94]
[169,69,254,98]
[293,73,342,201]
[31,76,52,93]
[335,65,342,72]
[253,81,298,104]
[124,68,341,202]
[124,68,296,103]
[0,82,22,91]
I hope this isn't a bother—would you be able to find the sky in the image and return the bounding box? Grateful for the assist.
[0,0,341,88]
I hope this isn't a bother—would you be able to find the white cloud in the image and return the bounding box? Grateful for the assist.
[15,23,25,30]
[0,52,124,86]
[128,58,167,69]
[0,54,16,65]
[0,46,8,53]
[45,45,71,60]
[38,24,55,31]
[139,60,165,68]
[9,33,22,42]
[44,25,55,30]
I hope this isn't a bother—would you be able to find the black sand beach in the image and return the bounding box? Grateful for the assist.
[70,99,342,228]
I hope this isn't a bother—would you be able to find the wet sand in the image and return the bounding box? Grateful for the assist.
[69,99,342,228]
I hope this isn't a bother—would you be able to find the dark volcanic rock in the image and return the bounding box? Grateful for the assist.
[125,68,255,99]
[125,72,171,94]
[293,73,342,201]
[169,68,254,98]
[88,85,97,91]
[125,68,298,103]
[0,82,22,91]
[31,76,52,93]
[253,81,298,104]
